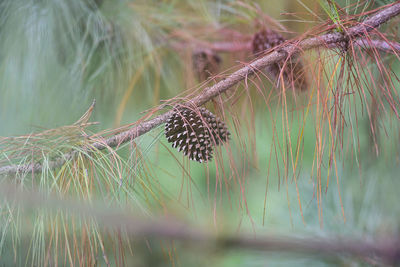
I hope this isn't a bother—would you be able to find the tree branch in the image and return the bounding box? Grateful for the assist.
[203,38,400,54]
[1,2,400,176]
[354,38,400,53]
[1,182,399,265]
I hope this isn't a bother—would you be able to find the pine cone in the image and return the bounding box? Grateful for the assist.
[192,50,221,82]
[199,108,230,145]
[252,29,285,55]
[165,107,230,162]
[252,29,308,91]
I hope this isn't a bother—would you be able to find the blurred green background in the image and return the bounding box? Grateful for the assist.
[0,0,399,266]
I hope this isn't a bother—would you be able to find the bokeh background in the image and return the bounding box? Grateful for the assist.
[1,0,399,266]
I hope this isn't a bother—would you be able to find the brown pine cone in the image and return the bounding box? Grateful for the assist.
[252,29,308,92]
[165,107,230,162]
[192,49,221,82]
[252,29,285,54]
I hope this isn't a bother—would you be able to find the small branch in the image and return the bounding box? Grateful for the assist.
[182,38,400,54]
[204,41,252,52]
[1,3,400,176]
[354,38,400,54]
[1,182,399,265]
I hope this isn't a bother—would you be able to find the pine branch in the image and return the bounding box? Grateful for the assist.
[203,38,400,54]
[354,38,400,53]
[1,2,400,176]
[2,182,399,265]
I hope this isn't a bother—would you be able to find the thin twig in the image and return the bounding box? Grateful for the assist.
[1,2,400,176]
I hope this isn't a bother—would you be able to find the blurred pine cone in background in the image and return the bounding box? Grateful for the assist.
[192,49,221,82]
[252,29,308,92]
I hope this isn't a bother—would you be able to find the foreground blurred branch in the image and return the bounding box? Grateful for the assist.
[1,2,400,176]
[1,182,399,265]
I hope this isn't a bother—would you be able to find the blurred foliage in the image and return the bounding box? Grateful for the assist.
[0,0,400,266]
